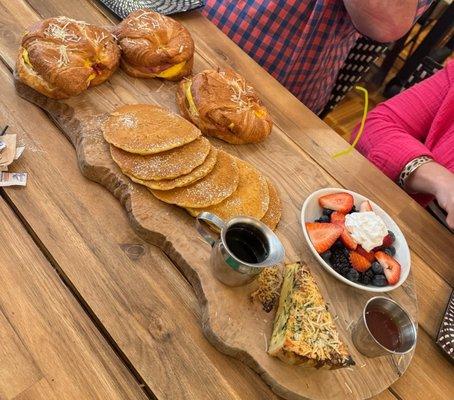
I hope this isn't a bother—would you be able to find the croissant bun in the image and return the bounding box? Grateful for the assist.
[177,68,273,144]
[16,16,120,99]
[113,9,194,81]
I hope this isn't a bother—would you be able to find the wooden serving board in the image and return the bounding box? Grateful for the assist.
[14,70,417,400]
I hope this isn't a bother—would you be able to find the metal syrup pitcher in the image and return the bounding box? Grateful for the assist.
[196,212,285,286]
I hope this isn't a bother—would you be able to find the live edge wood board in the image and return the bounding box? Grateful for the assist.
[14,66,417,399]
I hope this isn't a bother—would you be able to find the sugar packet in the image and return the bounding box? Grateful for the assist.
[0,172,27,187]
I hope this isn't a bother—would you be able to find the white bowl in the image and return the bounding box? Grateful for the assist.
[301,188,410,292]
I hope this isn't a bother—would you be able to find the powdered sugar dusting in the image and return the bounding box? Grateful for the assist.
[120,114,138,128]
[151,151,239,208]
[112,137,210,181]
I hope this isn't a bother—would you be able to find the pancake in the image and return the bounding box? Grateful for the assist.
[110,136,210,181]
[102,104,201,155]
[186,158,269,220]
[261,179,282,230]
[128,147,218,190]
[150,150,239,208]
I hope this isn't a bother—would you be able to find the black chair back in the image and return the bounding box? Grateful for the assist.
[319,37,387,118]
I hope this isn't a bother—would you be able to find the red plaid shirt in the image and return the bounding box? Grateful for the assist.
[203,0,432,114]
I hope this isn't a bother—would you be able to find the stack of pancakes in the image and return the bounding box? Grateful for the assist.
[102,104,281,229]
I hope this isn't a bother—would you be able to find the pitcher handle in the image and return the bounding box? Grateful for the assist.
[196,212,226,247]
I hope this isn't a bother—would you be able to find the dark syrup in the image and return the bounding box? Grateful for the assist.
[225,224,269,264]
[365,307,401,350]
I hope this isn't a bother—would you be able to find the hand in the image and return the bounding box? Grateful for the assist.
[405,161,454,230]
[434,172,454,230]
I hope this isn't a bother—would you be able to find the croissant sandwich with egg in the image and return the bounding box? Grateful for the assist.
[16,16,120,99]
[176,68,273,144]
[113,9,194,81]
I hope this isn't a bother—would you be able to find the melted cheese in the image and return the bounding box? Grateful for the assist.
[156,61,186,78]
[254,108,267,118]
[183,80,199,118]
[22,49,31,67]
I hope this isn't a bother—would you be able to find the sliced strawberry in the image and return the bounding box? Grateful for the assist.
[375,251,401,285]
[356,245,375,262]
[330,211,346,225]
[360,200,373,212]
[330,212,357,250]
[340,230,357,250]
[349,251,372,272]
[305,222,343,254]
[318,193,354,213]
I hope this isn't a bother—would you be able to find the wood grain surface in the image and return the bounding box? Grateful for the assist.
[0,73,276,400]
[11,2,419,400]
[0,0,452,399]
[0,198,147,400]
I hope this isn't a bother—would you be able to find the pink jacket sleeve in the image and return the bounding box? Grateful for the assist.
[353,65,450,181]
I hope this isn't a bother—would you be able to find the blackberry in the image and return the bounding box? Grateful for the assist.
[321,250,331,263]
[365,269,374,279]
[329,248,351,276]
[332,240,345,251]
[339,266,351,277]
[359,269,374,285]
[346,269,360,282]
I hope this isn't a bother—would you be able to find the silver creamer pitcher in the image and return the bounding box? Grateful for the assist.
[196,212,285,286]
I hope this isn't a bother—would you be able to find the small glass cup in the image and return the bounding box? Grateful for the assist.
[352,296,417,358]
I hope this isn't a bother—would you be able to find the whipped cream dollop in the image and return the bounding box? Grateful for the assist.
[345,211,388,252]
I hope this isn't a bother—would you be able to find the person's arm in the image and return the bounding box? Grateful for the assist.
[405,162,454,229]
[354,65,450,181]
[343,0,431,43]
[353,63,453,226]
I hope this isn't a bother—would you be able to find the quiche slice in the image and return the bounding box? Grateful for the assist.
[268,262,354,369]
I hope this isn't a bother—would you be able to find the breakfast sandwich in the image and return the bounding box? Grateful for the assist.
[176,68,273,144]
[113,9,194,80]
[16,16,120,99]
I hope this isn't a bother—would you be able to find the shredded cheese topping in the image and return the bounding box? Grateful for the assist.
[128,10,161,31]
[55,16,88,25]
[250,266,283,312]
[93,31,108,46]
[225,76,255,112]
[44,22,81,42]
[57,44,70,67]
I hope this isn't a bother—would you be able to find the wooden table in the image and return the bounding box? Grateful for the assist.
[0,1,452,399]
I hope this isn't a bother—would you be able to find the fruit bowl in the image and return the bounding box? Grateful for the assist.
[301,188,411,292]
